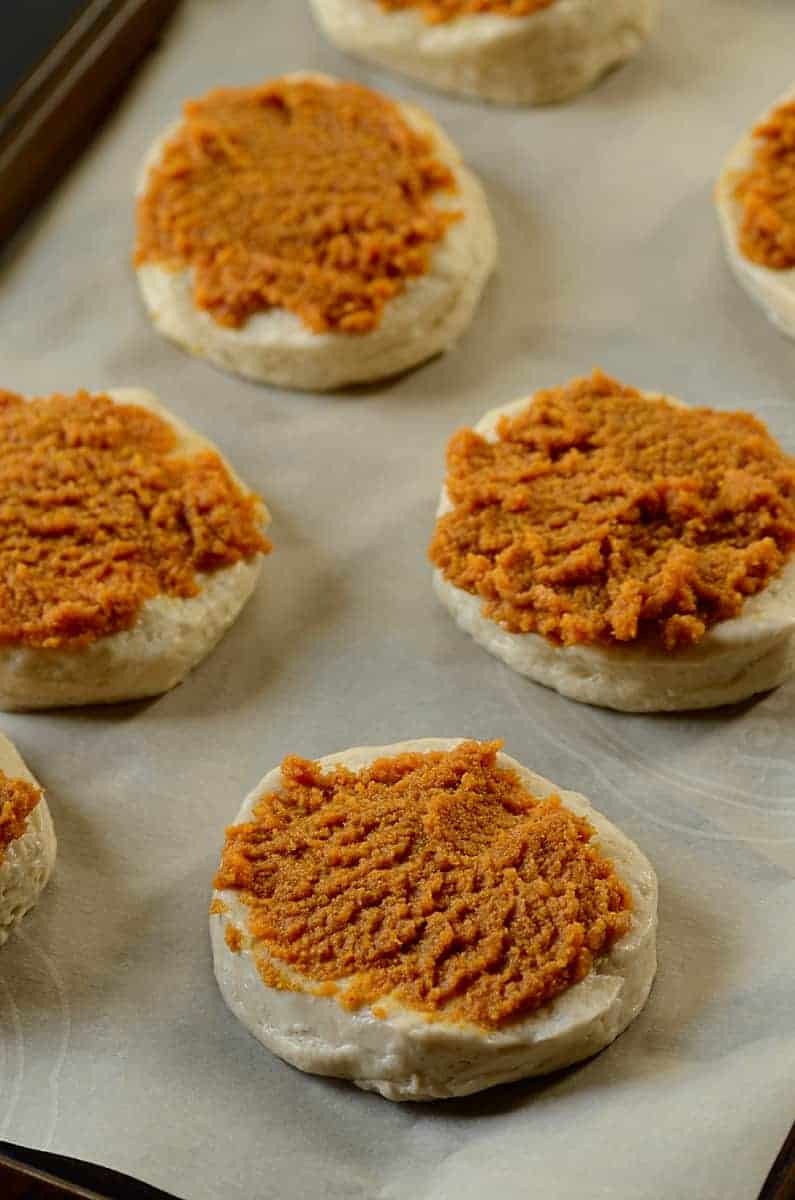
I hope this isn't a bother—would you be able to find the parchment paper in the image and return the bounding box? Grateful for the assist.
[1,1,794,1197]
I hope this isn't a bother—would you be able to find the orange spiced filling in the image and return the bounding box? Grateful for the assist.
[134,78,459,334]
[736,99,795,270]
[0,390,270,649]
[377,0,556,22]
[215,740,631,1029]
[0,773,41,865]
[429,372,795,650]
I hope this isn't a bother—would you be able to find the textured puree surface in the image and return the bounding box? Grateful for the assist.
[0,391,270,648]
[737,100,795,270]
[376,0,556,22]
[215,741,631,1029]
[0,772,40,865]
[430,371,795,650]
[135,79,460,334]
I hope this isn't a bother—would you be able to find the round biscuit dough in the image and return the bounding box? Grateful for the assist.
[715,84,795,340]
[135,73,497,391]
[0,732,56,946]
[309,0,660,106]
[211,737,658,1102]
[0,388,268,711]
[432,391,795,712]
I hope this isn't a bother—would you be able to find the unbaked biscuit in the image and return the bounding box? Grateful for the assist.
[0,732,56,946]
[309,0,660,106]
[211,738,657,1101]
[716,85,795,339]
[134,73,496,391]
[429,371,795,712]
[0,386,270,709]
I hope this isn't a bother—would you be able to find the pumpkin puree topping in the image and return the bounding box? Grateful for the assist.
[215,740,631,1029]
[0,390,270,649]
[429,371,795,650]
[377,0,556,22]
[135,78,460,334]
[736,99,795,270]
[0,772,41,866]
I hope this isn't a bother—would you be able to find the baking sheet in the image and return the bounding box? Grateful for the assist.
[1,1,794,1196]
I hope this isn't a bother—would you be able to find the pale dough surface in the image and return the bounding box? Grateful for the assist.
[310,0,660,105]
[0,732,56,946]
[715,84,795,340]
[211,737,657,1102]
[135,73,497,391]
[0,388,268,710]
[433,392,795,712]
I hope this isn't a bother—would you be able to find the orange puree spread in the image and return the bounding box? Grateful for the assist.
[0,773,40,865]
[430,372,795,650]
[377,0,555,22]
[0,390,269,649]
[134,78,459,334]
[215,741,631,1029]
[737,100,795,270]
